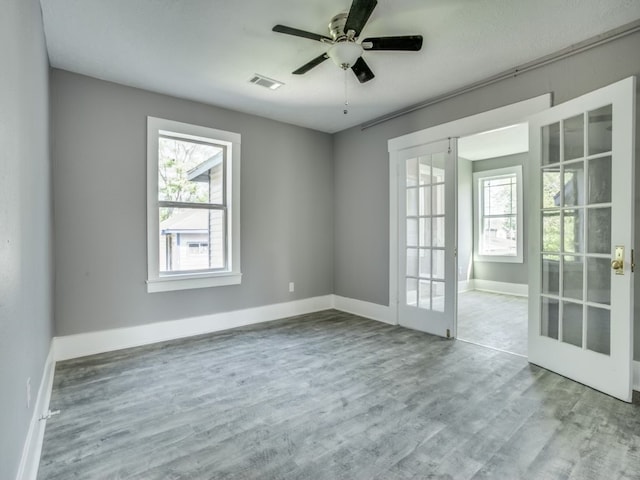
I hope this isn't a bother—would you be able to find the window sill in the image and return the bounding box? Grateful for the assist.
[147,272,242,293]
[474,254,523,264]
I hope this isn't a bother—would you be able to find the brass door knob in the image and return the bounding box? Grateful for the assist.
[611,259,623,270]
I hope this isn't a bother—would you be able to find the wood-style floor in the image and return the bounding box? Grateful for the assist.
[38,310,640,480]
[457,290,528,356]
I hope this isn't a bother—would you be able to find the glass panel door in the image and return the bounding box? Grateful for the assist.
[398,139,456,337]
[528,77,635,402]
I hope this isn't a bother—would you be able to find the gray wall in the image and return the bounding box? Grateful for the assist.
[51,70,333,336]
[472,152,529,284]
[457,157,473,283]
[0,0,54,478]
[333,31,640,361]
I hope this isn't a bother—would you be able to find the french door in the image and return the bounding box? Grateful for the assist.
[528,77,636,402]
[397,139,457,337]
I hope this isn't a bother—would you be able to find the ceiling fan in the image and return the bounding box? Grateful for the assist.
[272,0,423,83]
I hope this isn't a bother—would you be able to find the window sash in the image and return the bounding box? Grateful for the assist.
[482,175,517,216]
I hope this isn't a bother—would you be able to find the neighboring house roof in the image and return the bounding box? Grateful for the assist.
[187,151,223,183]
[160,209,208,234]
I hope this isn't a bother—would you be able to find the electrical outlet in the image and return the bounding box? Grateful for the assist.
[289,282,295,293]
[26,377,31,409]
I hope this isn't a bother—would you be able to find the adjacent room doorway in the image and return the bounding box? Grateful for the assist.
[389,95,550,342]
[389,77,636,402]
[456,124,529,357]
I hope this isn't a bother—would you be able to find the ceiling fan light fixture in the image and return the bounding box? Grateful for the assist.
[327,42,363,69]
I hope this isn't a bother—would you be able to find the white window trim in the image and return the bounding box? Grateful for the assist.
[473,165,523,264]
[146,116,241,293]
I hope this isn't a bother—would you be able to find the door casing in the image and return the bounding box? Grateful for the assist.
[388,94,551,328]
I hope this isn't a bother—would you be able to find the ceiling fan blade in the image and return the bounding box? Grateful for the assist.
[351,57,375,83]
[344,0,378,38]
[362,35,423,51]
[293,53,330,75]
[273,24,333,43]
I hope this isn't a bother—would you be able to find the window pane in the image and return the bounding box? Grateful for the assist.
[418,156,431,185]
[563,114,584,161]
[481,216,517,256]
[586,257,611,305]
[406,278,418,307]
[159,208,225,273]
[406,158,418,187]
[419,186,431,216]
[542,122,560,165]
[542,255,560,296]
[158,137,224,203]
[562,301,583,348]
[432,281,445,312]
[587,307,610,355]
[586,207,611,254]
[433,185,445,215]
[588,105,612,155]
[483,175,516,216]
[542,167,561,208]
[419,280,431,310]
[562,255,583,301]
[431,155,446,183]
[406,248,418,277]
[419,218,431,247]
[432,249,445,279]
[541,297,559,339]
[406,218,418,247]
[418,249,431,278]
[563,209,584,253]
[432,216,445,248]
[588,156,612,204]
[563,161,584,206]
[542,211,561,253]
[406,188,418,217]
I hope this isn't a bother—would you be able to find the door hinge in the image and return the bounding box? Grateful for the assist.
[632,249,635,273]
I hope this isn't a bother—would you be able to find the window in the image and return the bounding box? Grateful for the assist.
[147,117,241,292]
[474,165,523,263]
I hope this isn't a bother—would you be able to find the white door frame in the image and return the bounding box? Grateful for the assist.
[388,94,552,326]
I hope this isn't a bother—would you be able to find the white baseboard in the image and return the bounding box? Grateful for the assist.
[54,295,333,361]
[458,280,473,293]
[634,361,640,392]
[332,295,396,325]
[471,279,528,297]
[16,341,55,480]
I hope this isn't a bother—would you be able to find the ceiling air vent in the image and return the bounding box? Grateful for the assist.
[249,74,284,90]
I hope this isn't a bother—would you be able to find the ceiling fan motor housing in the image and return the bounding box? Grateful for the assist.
[329,13,349,41]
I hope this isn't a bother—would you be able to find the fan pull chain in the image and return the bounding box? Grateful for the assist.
[343,69,349,115]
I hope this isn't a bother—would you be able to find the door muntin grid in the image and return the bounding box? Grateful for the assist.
[405,153,446,312]
[540,105,613,355]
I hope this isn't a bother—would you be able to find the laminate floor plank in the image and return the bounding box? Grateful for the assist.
[458,290,528,356]
[38,310,640,479]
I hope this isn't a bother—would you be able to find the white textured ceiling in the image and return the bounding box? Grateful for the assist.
[40,0,640,133]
